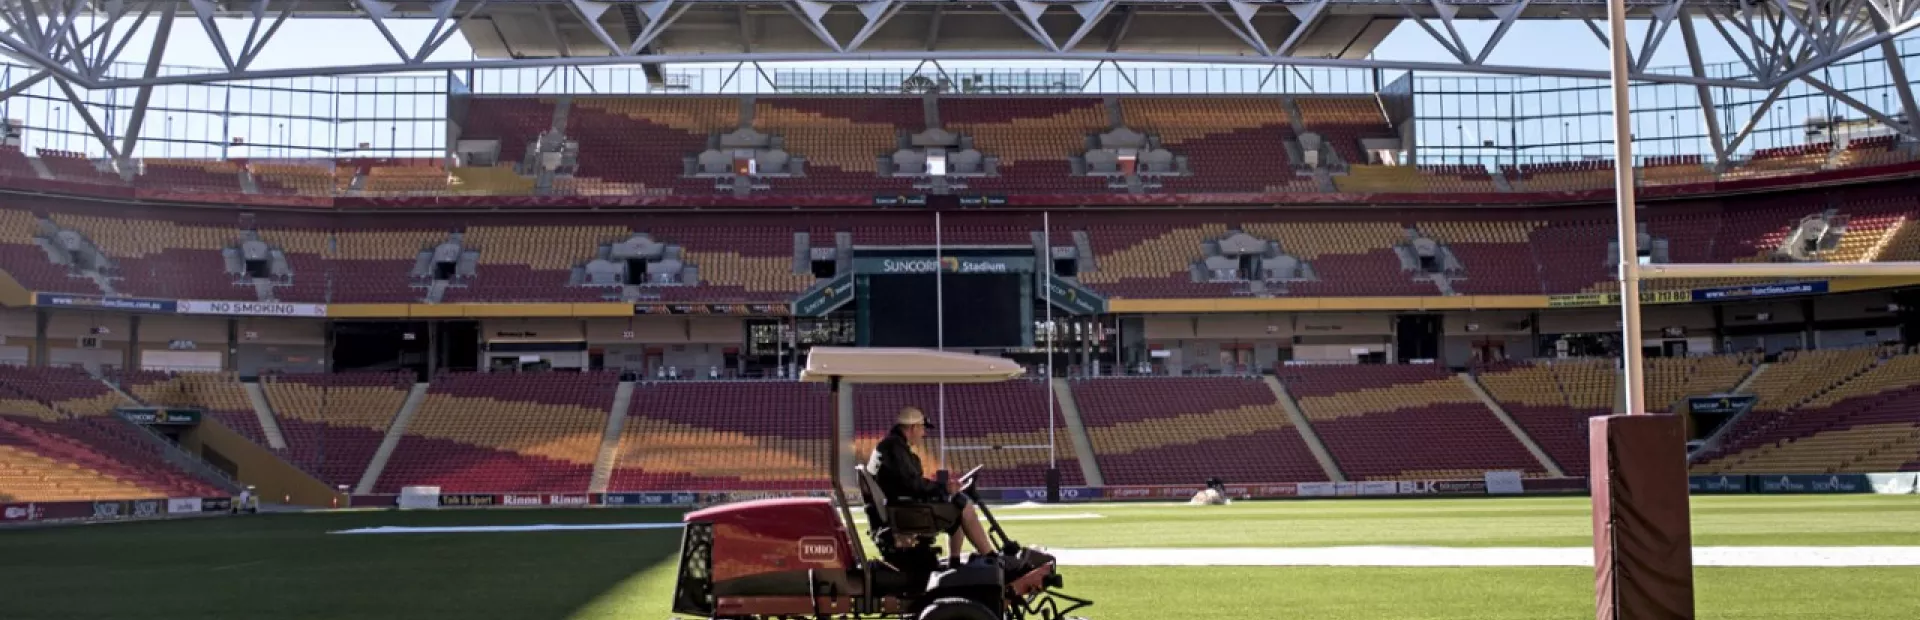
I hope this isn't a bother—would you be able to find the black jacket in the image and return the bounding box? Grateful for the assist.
[867,427,945,501]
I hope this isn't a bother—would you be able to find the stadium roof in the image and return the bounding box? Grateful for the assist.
[2,0,1914,91]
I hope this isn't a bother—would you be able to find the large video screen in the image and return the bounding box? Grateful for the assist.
[864,273,1025,348]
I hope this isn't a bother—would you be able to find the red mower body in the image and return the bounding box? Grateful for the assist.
[675,497,870,617]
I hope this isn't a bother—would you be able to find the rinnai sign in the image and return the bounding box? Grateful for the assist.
[177,300,327,317]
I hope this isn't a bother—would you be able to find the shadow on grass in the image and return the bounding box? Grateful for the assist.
[0,508,690,620]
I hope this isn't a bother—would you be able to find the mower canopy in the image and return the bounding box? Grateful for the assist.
[800,346,1027,384]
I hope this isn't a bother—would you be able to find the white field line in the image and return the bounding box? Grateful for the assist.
[1050,546,1920,568]
[330,523,686,535]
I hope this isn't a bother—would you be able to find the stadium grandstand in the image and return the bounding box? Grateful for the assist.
[0,0,1916,532]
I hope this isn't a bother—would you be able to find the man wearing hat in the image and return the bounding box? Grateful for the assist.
[868,406,994,561]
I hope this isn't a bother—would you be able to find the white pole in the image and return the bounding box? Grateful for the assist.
[1045,211,1057,468]
[1607,0,1646,416]
[936,211,947,468]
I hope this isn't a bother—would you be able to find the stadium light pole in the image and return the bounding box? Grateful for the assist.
[1044,211,1059,502]
[935,211,947,470]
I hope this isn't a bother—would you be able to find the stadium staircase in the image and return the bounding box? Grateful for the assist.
[589,381,636,494]
[1049,378,1105,487]
[242,381,287,450]
[98,376,245,494]
[1262,376,1347,482]
[1460,372,1566,477]
[356,382,429,494]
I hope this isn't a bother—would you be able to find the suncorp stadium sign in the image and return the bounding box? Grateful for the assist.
[858,255,1033,274]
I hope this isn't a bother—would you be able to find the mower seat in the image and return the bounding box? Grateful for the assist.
[854,465,947,544]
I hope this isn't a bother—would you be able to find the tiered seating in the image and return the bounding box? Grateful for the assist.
[1725,142,1833,180]
[1639,155,1713,186]
[566,97,737,193]
[1294,96,1392,165]
[1242,221,1429,296]
[1510,160,1615,193]
[752,98,918,193]
[0,207,92,294]
[43,210,245,300]
[1475,360,1613,476]
[449,165,535,195]
[1698,351,1920,473]
[0,365,224,498]
[652,223,816,301]
[853,381,1082,489]
[263,372,413,488]
[442,222,629,303]
[1119,97,1305,193]
[139,159,244,193]
[1282,364,1543,480]
[361,164,450,195]
[1644,355,1754,411]
[250,162,342,196]
[1834,135,1906,169]
[551,175,660,197]
[1334,165,1424,193]
[124,371,266,447]
[939,97,1111,193]
[376,371,616,493]
[1418,219,1543,294]
[1690,348,1884,466]
[1072,376,1325,485]
[36,149,123,184]
[0,146,40,179]
[459,98,556,167]
[1076,220,1236,298]
[329,227,444,303]
[1417,164,1501,193]
[608,381,833,491]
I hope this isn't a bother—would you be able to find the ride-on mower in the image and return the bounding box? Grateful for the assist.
[670,347,1093,620]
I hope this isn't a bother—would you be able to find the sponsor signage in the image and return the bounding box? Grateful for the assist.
[36,293,176,312]
[201,497,233,512]
[3,503,43,521]
[176,300,327,317]
[1000,487,1101,502]
[167,498,204,513]
[1546,289,1690,308]
[793,273,855,317]
[548,494,590,506]
[603,492,700,506]
[956,195,1010,207]
[853,255,1035,275]
[633,303,791,316]
[1433,480,1489,494]
[439,493,498,507]
[1044,275,1108,315]
[872,194,928,207]
[1755,474,1871,494]
[1693,281,1828,301]
[116,407,202,426]
[1358,481,1398,496]
[502,494,544,506]
[1298,482,1336,497]
[1688,395,1757,415]
[93,500,127,519]
[131,499,162,518]
[1689,475,1749,494]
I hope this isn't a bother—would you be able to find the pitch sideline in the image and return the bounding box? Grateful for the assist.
[1050,546,1920,568]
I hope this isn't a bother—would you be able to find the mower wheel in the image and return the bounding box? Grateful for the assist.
[917,597,1000,620]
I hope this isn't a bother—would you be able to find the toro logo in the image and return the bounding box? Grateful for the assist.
[798,537,839,563]
[502,495,544,506]
[548,494,590,506]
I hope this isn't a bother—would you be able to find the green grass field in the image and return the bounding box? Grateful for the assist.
[3,495,1917,619]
